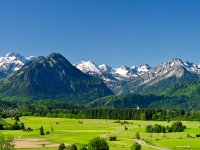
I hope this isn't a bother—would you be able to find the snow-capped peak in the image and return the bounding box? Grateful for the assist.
[115,65,129,76]
[0,52,34,78]
[26,56,36,61]
[75,61,103,75]
[138,64,151,73]
[130,65,137,69]
[167,58,185,67]
[114,65,138,78]
[0,53,28,71]
[2,52,26,63]
[5,52,15,57]
[159,58,200,74]
[99,64,113,73]
[75,61,151,80]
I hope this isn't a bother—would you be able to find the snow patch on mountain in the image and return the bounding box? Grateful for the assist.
[99,64,114,73]
[115,66,129,77]
[75,61,151,82]
[26,56,36,61]
[137,64,151,73]
[0,52,36,80]
[140,58,200,86]
[0,53,27,72]
[1,52,200,95]
[75,61,103,75]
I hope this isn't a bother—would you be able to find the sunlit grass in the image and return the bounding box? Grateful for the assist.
[1,117,200,150]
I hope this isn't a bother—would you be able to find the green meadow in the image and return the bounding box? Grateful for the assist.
[1,116,200,150]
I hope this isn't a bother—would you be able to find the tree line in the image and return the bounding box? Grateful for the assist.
[9,108,200,121]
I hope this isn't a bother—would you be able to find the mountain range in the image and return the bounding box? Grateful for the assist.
[75,58,200,94]
[75,61,150,81]
[1,52,200,109]
[0,53,113,103]
[1,52,200,95]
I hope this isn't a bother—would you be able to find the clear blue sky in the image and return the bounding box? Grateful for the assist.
[0,0,200,67]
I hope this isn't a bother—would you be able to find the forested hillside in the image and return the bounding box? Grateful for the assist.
[0,53,113,103]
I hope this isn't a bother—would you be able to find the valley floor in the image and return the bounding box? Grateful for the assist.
[1,117,200,150]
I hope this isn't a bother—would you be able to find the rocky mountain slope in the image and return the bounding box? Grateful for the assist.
[75,61,150,81]
[76,58,200,94]
[1,52,200,95]
[125,58,200,94]
[0,53,113,103]
[0,52,35,81]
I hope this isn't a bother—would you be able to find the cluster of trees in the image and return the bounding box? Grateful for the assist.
[57,137,141,150]
[2,99,200,122]
[0,116,25,130]
[168,121,186,132]
[0,99,84,118]
[146,121,186,133]
[82,109,200,121]
[146,124,166,133]
[58,143,78,150]
[4,108,200,122]
[3,121,25,130]
[0,116,33,132]
[42,108,200,121]
[58,137,109,150]
[58,137,141,150]
[2,107,200,122]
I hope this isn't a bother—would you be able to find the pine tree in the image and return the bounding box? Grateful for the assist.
[135,132,140,139]
[39,126,44,135]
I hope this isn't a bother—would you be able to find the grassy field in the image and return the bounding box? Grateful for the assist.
[1,116,200,150]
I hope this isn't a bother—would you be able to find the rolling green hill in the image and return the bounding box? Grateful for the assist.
[87,78,200,109]
[87,93,163,108]
[161,79,200,97]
